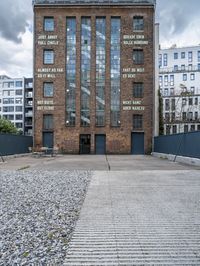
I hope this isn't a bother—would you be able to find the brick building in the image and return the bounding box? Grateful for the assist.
[33,0,156,154]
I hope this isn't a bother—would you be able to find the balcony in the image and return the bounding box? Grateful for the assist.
[160,65,200,74]
[25,92,33,98]
[25,112,33,117]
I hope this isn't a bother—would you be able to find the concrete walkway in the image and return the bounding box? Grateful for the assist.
[64,170,200,265]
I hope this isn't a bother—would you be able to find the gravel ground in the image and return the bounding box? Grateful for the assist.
[0,170,91,265]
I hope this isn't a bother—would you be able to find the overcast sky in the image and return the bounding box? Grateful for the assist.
[0,0,200,78]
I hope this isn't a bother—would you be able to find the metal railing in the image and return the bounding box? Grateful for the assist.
[160,65,200,74]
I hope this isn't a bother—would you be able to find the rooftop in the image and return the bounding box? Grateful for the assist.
[33,0,156,6]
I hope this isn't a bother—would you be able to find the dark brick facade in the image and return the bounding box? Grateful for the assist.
[34,3,155,154]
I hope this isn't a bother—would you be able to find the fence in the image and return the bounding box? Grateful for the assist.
[0,134,33,156]
[154,131,200,159]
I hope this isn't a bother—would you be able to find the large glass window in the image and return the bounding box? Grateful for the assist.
[44,50,54,64]
[44,17,54,31]
[133,49,144,64]
[66,18,76,126]
[16,81,22,87]
[133,82,143,98]
[44,82,54,97]
[43,114,53,130]
[111,17,121,126]
[81,17,91,126]
[133,16,144,31]
[133,114,143,129]
[96,17,106,127]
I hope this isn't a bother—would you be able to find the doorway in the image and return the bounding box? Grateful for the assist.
[80,134,91,154]
[131,132,144,155]
[95,134,106,154]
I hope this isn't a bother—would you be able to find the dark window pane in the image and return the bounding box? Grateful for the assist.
[133,82,143,98]
[133,49,144,64]
[133,114,143,129]
[133,16,144,31]
[44,17,54,31]
[43,114,53,130]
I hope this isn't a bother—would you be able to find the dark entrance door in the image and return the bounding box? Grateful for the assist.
[131,132,144,155]
[43,132,54,148]
[80,134,91,154]
[95,134,106,154]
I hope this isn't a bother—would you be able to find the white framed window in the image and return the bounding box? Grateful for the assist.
[183,74,187,81]
[188,51,193,62]
[190,73,195,80]
[164,75,168,86]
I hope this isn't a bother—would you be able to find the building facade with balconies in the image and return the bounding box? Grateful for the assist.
[159,45,200,134]
[33,0,156,154]
[0,76,33,135]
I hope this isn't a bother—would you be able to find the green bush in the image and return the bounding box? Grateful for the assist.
[0,118,18,134]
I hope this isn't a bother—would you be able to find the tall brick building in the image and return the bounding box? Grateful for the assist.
[33,0,156,154]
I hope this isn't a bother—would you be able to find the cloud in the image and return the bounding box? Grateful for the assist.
[156,0,200,47]
[0,0,32,43]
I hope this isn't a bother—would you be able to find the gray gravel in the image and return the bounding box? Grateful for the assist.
[0,170,91,265]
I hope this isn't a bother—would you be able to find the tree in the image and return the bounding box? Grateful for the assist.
[0,118,18,134]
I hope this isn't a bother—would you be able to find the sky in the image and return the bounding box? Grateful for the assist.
[0,0,200,78]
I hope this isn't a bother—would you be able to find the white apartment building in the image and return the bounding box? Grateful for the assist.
[159,45,200,134]
[0,76,25,132]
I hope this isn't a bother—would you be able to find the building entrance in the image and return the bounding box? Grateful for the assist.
[80,134,91,154]
[95,134,106,154]
[131,132,144,155]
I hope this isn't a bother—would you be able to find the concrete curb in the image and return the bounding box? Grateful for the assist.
[152,152,200,167]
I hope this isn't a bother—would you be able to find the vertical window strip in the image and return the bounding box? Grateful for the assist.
[81,17,91,126]
[66,18,76,126]
[96,17,106,126]
[110,18,121,127]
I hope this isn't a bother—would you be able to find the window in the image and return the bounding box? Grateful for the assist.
[184,125,188,133]
[3,98,14,104]
[188,112,193,121]
[15,123,23,129]
[133,49,144,64]
[190,87,195,94]
[164,75,168,86]
[16,89,22,95]
[44,82,54,97]
[198,64,200,70]
[198,51,200,62]
[15,114,23,120]
[171,99,176,111]
[159,76,163,87]
[189,98,193,105]
[3,106,14,112]
[16,81,22,87]
[195,112,198,120]
[190,73,195,80]
[133,16,144,31]
[181,52,185,59]
[198,125,200,131]
[44,17,54,31]
[181,64,185,70]
[133,114,143,129]
[182,112,186,120]
[182,98,186,105]
[174,53,178,59]
[166,125,171,135]
[163,53,168,66]
[195,98,198,105]
[170,75,174,86]
[165,113,170,122]
[44,50,54,64]
[165,99,170,111]
[183,74,187,81]
[159,54,162,67]
[172,125,177,134]
[188,51,193,62]
[170,88,174,96]
[43,114,53,130]
[171,112,175,121]
[174,65,178,71]
[3,115,14,120]
[133,82,143,98]
[16,98,22,104]
[190,125,195,132]
[164,88,169,96]
[15,106,22,112]
[188,64,192,70]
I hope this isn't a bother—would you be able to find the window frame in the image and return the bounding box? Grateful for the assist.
[44,17,54,32]
[133,49,144,65]
[43,82,54,97]
[43,49,54,65]
[133,16,144,31]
